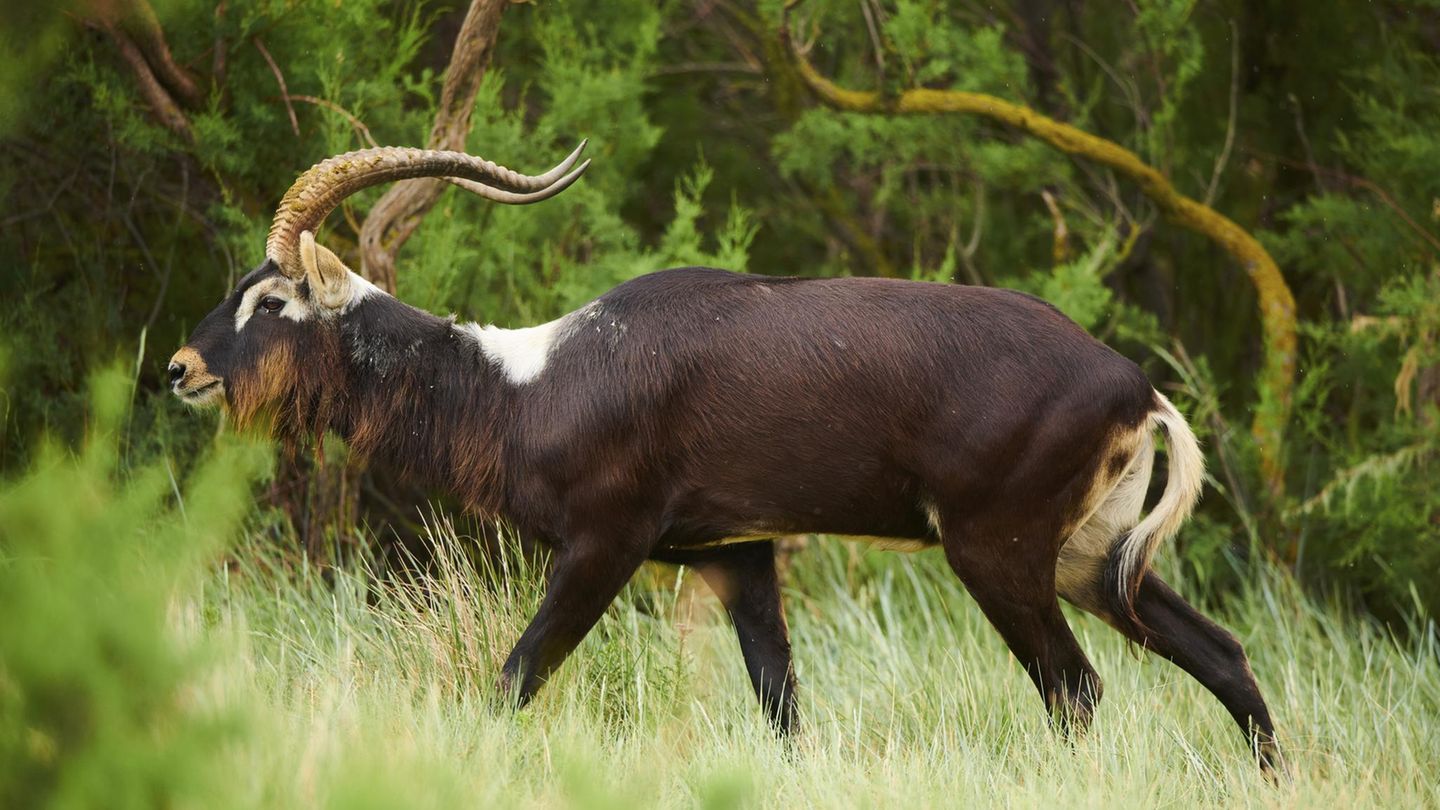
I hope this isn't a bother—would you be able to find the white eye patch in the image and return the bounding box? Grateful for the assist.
[234,278,310,332]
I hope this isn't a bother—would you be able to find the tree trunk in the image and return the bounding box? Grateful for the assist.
[273,0,511,557]
[359,0,509,293]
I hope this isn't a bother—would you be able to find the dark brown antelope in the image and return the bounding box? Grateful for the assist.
[169,143,1281,772]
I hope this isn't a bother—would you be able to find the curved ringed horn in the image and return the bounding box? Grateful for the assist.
[266,141,589,276]
[441,159,591,205]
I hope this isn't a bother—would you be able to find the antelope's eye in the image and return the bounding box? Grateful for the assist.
[259,296,285,313]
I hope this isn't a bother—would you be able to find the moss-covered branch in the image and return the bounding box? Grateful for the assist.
[779,16,1296,499]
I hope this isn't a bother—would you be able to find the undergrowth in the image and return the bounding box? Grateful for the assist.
[2,376,1437,808]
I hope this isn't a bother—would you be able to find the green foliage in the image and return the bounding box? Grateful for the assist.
[0,367,270,808]
[3,0,1440,634]
[159,518,1440,804]
[655,161,760,273]
[883,4,1027,93]
[1284,269,1440,618]
[1131,0,1205,164]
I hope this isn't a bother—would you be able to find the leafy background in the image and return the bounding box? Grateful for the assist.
[1,1,1438,805]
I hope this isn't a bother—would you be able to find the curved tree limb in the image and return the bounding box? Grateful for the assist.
[83,0,202,139]
[115,0,203,108]
[90,20,193,139]
[779,13,1297,500]
[285,95,379,148]
[359,0,508,293]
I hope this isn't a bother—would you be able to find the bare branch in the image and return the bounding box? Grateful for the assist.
[120,0,203,108]
[285,94,379,147]
[1040,189,1071,264]
[649,61,763,78]
[253,37,299,137]
[212,2,229,90]
[1059,32,1148,135]
[1244,147,1440,257]
[1202,20,1240,207]
[90,20,193,138]
[859,0,886,75]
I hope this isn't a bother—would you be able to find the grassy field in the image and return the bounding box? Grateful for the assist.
[2,403,1437,808]
[189,522,1439,809]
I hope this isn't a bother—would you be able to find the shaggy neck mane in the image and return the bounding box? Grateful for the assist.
[276,295,507,516]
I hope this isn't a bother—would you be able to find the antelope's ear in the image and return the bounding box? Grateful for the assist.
[299,230,354,310]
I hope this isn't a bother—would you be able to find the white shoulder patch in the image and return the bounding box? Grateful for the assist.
[459,315,569,385]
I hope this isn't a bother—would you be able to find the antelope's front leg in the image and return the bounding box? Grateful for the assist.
[498,529,651,707]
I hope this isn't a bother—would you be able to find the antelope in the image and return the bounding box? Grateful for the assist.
[169,143,1281,772]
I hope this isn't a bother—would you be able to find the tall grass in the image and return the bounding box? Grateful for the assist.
[2,381,1437,807]
[197,521,1439,808]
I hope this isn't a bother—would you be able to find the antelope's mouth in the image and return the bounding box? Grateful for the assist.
[175,379,224,406]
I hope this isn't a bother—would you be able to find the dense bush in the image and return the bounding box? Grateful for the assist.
[0,368,270,808]
[1,0,1437,620]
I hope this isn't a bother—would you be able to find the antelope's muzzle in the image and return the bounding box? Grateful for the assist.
[168,346,224,406]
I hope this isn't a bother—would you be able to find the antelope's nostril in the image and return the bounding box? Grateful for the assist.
[168,362,186,386]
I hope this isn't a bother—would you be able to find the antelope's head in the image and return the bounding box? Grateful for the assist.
[168,142,589,427]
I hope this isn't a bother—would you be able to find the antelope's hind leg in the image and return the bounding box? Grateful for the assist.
[1057,467,1283,773]
[1067,568,1284,775]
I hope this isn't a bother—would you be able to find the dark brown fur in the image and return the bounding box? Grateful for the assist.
[174,263,1281,772]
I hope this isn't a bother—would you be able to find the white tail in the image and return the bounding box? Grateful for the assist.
[1109,391,1205,619]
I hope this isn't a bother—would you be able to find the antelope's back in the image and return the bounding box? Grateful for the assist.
[521,266,1153,460]
[562,267,1142,394]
